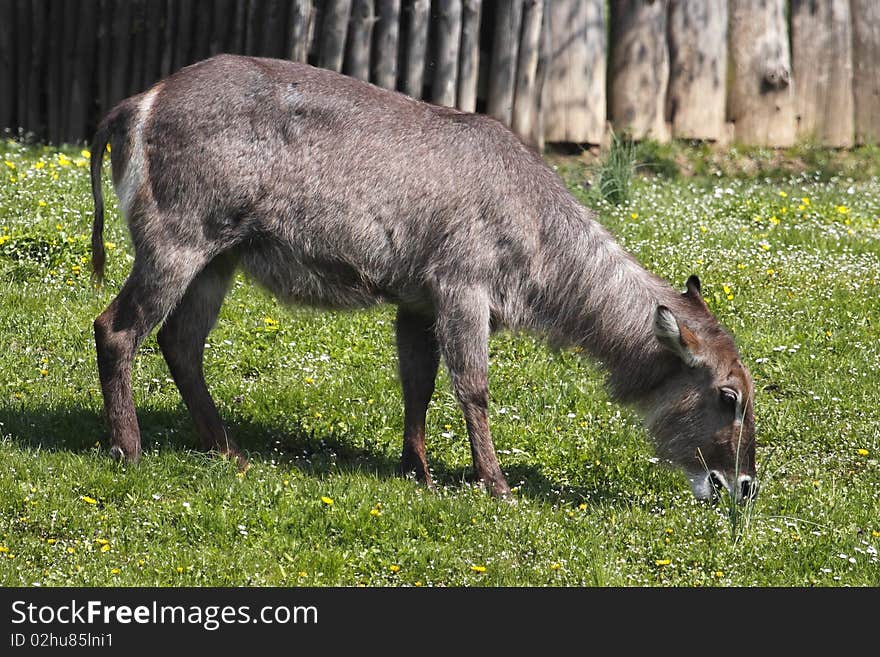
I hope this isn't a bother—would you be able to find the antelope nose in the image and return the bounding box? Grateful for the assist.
[739,476,758,502]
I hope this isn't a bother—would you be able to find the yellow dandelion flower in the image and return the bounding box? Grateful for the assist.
[871,531,880,538]
[95,538,109,546]
[798,204,806,211]
[298,571,308,578]
[104,241,116,250]
[578,503,587,510]
[304,376,314,384]
[550,563,561,570]
[766,269,776,276]
[836,205,849,214]
[81,496,97,505]
[0,546,7,553]
[57,154,71,167]
[715,571,724,578]
[67,547,76,554]
[370,508,381,517]
[699,225,708,233]
[176,566,184,573]
[470,565,486,573]
[3,160,15,169]
[654,559,671,566]
[37,200,47,208]
[802,197,810,206]
[321,496,334,506]
[630,212,639,219]
[389,564,400,573]
[81,149,91,159]
[101,544,110,553]
[40,369,48,376]
[111,568,120,575]
[415,581,423,587]
[665,528,674,535]
[33,161,45,170]
[778,190,787,198]
[857,449,869,456]
[769,216,779,225]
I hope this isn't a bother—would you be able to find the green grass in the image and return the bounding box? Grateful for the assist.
[1,140,879,586]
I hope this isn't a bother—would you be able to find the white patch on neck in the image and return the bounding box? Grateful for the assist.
[116,86,159,218]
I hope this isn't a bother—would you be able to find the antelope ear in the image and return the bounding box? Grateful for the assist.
[653,305,701,367]
[685,275,702,299]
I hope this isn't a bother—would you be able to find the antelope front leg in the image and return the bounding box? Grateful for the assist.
[434,287,511,498]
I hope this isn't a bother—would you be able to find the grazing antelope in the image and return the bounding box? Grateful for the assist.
[90,54,756,503]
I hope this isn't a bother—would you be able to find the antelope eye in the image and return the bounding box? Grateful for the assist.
[720,388,738,408]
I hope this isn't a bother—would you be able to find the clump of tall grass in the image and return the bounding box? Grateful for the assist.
[594,131,637,205]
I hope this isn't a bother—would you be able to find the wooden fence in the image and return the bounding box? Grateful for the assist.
[1,0,879,148]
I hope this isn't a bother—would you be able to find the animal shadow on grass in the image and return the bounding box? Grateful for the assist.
[0,402,633,507]
[0,402,396,477]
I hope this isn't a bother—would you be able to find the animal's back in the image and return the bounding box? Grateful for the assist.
[127,54,573,313]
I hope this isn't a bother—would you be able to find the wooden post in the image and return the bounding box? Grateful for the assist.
[403,0,430,98]
[191,0,214,62]
[290,0,314,62]
[128,1,147,96]
[261,0,287,58]
[174,0,195,69]
[791,0,853,147]
[0,0,15,131]
[728,0,795,146]
[96,0,113,116]
[372,0,400,90]
[345,0,373,81]
[432,0,462,107]
[27,0,47,139]
[457,0,482,112]
[487,0,524,127]
[543,0,605,144]
[667,0,728,141]
[852,0,880,144]
[46,0,63,143]
[14,0,29,134]
[609,0,669,142]
[67,0,99,143]
[512,0,543,143]
[142,0,165,87]
[319,0,352,72]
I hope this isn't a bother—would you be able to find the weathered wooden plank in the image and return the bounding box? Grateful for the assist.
[791,0,853,147]
[728,0,795,146]
[109,0,132,105]
[345,0,373,81]
[609,0,669,142]
[456,0,481,112]
[290,0,314,62]
[319,0,352,72]
[852,0,880,144]
[67,0,99,143]
[667,0,728,141]
[142,0,165,87]
[512,0,543,143]
[27,0,48,139]
[371,0,400,89]
[487,0,523,126]
[45,0,63,143]
[543,0,605,144]
[173,0,196,69]
[403,0,430,98]
[14,0,29,133]
[128,0,147,96]
[0,0,16,130]
[431,0,462,107]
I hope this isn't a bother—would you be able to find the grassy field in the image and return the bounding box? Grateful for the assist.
[0,138,878,587]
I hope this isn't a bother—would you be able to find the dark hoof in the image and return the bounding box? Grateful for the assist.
[109,445,140,464]
[399,453,434,488]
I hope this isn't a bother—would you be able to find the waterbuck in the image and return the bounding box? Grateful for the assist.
[89,54,757,503]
